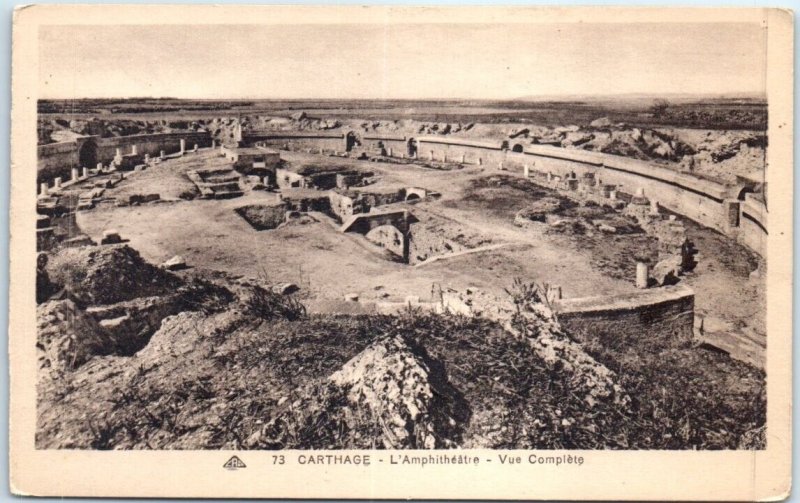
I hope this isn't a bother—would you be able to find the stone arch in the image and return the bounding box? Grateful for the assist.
[407,138,418,157]
[735,185,755,201]
[345,131,361,152]
[78,139,97,169]
[404,187,427,201]
[512,143,524,153]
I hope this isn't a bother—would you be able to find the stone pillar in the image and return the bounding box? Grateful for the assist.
[636,262,649,289]
[210,139,216,149]
[478,158,482,166]
[388,148,393,156]
[144,154,150,164]
[39,182,48,196]
[635,187,645,198]
[443,153,447,163]
[724,200,741,228]
[71,168,79,182]
[160,150,166,160]
[96,162,103,171]
[610,190,617,200]
[82,167,89,178]
[180,139,186,155]
[523,165,530,178]
[115,147,122,158]
[650,199,660,215]
[547,285,562,303]
[194,144,199,153]
[428,151,433,161]
[131,145,138,155]
[461,154,466,163]
[54,177,62,188]
[499,161,504,170]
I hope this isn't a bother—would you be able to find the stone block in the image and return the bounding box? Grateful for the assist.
[162,255,187,271]
[100,230,123,245]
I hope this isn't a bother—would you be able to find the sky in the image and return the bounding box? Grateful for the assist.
[38,22,767,100]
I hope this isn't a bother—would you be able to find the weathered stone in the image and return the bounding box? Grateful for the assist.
[344,293,359,302]
[162,255,187,271]
[61,235,96,248]
[635,262,649,289]
[36,214,51,229]
[100,230,123,245]
[652,255,682,286]
[272,283,299,295]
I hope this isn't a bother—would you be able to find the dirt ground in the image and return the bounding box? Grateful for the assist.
[77,150,638,308]
[72,147,764,357]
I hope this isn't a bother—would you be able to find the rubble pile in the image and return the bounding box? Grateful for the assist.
[45,244,183,305]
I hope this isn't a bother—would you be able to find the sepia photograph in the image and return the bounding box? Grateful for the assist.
[10,5,793,500]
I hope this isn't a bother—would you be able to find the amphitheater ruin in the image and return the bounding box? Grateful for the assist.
[34,112,768,450]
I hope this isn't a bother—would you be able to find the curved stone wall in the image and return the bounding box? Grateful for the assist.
[37,131,212,183]
[37,127,767,257]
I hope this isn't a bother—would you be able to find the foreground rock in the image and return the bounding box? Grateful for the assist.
[37,299,116,375]
[443,284,630,408]
[249,336,457,449]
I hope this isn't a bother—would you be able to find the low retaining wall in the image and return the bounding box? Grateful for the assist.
[553,284,695,346]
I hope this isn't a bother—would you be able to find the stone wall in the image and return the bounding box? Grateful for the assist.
[396,136,764,257]
[95,132,212,163]
[37,141,80,183]
[38,132,212,184]
[739,194,767,258]
[553,284,695,346]
[249,132,345,153]
[328,190,356,221]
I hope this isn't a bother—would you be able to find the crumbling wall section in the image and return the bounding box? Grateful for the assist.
[553,284,695,346]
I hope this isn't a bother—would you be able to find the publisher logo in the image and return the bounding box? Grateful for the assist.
[223,455,247,470]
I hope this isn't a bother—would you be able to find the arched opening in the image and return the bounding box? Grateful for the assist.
[345,132,360,152]
[512,144,524,153]
[407,138,418,157]
[406,193,421,201]
[501,140,509,151]
[78,139,97,169]
[736,186,755,201]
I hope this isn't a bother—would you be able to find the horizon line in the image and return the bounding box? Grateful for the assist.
[38,91,767,102]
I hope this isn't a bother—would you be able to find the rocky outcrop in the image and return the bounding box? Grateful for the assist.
[249,336,458,449]
[441,284,630,408]
[37,299,117,374]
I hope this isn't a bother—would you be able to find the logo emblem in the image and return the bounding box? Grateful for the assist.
[223,455,247,470]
